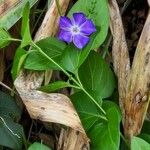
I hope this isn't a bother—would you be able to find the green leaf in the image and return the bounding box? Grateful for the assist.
[78,51,115,101]
[139,134,150,144]
[0,28,11,48]
[71,91,106,131]
[61,33,97,73]
[0,91,21,120]
[141,120,150,135]
[39,81,71,92]
[11,47,27,80]
[28,142,51,150]
[68,0,109,49]
[61,44,80,73]
[24,37,66,70]
[131,136,150,150]
[88,101,121,150]
[21,2,32,47]
[0,0,38,30]
[71,92,121,150]
[0,116,24,150]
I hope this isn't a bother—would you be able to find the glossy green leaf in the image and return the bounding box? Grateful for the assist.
[0,91,21,120]
[71,92,121,150]
[24,37,66,70]
[28,142,51,150]
[0,0,38,30]
[71,91,106,131]
[88,101,121,150]
[141,120,150,135]
[11,47,27,80]
[139,134,150,144]
[68,0,109,49]
[61,44,80,73]
[61,33,97,73]
[0,28,11,48]
[0,116,24,150]
[78,51,115,101]
[39,81,71,92]
[131,136,150,150]
[21,2,32,47]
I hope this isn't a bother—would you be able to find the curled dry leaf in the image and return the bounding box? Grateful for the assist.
[14,71,85,133]
[109,0,150,139]
[14,0,89,149]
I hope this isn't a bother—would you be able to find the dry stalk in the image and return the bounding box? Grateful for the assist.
[108,0,130,124]
[124,8,150,138]
[109,0,150,139]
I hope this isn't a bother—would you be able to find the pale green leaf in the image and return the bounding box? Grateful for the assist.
[0,28,11,48]
[39,81,71,92]
[11,47,27,80]
[131,136,150,150]
[28,142,51,150]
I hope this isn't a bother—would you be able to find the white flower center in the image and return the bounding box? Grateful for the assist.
[70,25,80,35]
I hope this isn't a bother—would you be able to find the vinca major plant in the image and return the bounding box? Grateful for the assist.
[0,0,150,150]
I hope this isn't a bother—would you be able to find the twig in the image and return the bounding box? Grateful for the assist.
[27,120,34,141]
[121,0,133,15]
[0,81,18,95]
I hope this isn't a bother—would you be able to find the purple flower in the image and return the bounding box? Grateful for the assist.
[58,12,96,49]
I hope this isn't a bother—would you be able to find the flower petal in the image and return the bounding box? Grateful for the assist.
[72,12,86,26]
[58,29,72,43]
[59,16,72,29]
[73,34,89,49]
[80,19,96,35]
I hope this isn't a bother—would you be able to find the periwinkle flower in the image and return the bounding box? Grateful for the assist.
[58,12,96,49]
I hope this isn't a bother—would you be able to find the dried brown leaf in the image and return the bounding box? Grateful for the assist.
[124,9,150,138]
[109,0,150,139]
[14,71,84,132]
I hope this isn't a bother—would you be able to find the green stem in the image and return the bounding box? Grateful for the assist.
[31,41,71,77]
[31,41,81,87]
[9,38,22,42]
[1,38,22,42]
[69,85,81,90]
[81,87,106,115]
[76,72,106,115]
[55,0,62,16]
[31,41,106,116]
